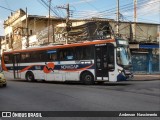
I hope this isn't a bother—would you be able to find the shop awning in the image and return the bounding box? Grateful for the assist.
[139,44,159,49]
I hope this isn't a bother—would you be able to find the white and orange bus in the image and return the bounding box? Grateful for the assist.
[1,38,133,84]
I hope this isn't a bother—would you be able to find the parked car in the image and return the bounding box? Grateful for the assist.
[0,67,7,87]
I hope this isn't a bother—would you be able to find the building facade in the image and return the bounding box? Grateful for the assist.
[3,9,65,50]
[2,9,160,74]
[0,36,5,55]
[110,21,160,74]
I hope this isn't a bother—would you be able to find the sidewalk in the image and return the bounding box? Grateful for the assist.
[133,74,160,81]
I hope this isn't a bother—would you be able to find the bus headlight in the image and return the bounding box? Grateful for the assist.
[118,69,122,73]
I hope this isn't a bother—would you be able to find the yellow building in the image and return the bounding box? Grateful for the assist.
[3,9,65,50]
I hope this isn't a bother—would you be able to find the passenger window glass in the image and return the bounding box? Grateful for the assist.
[58,48,74,61]
[4,55,12,64]
[47,50,57,61]
[21,53,30,63]
[75,46,94,60]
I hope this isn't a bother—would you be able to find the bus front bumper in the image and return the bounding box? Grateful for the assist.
[117,69,133,81]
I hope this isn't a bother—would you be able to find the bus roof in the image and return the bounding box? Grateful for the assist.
[3,39,115,54]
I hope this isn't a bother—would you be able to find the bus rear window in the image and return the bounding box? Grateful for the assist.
[4,55,12,64]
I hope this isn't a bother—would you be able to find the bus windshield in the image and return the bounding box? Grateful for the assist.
[116,46,131,66]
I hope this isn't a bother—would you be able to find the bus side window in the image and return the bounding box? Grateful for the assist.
[66,48,74,60]
[21,54,26,63]
[59,50,64,61]
[82,46,94,60]
[75,47,82,60]
[4,55,12,64]
[46,50,57,61]
[48,53,57,61]
[4,55,9,63]
[21,53,30,63]
[58,48,74,61]
[75,46,93,60]
[38,51,46,62]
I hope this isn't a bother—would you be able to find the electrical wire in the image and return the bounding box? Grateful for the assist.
[37,0,61,17]
[4,0,11,11]
[72,0,158,20]
[122,15,158,41]
[0,5,15,12]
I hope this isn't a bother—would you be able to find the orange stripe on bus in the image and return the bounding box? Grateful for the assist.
[18,65,41,73]
[3,39,115,54]
[18,66,34,73]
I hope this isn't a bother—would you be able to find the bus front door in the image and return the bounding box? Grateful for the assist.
[95,46,108,81]
[13,54,20,79]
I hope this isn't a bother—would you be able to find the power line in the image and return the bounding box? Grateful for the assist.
[0,5,15,12]
[72,1,135,17]
[122,15,158,40]
[36,0,157,23]
[37,0,61,17]
[123,6,160,23]
[72,0,157,19]
[83,0,99,12]
[50,1,66,18]
[4,0,11,10]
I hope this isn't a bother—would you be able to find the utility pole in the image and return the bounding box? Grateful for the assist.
[57,3,71,44]
[116,0,120,36]
[66,3,70,44]
[130,22,133,41]
[26,7,29,47]
[48,0,51,44]
[134,0,137,41]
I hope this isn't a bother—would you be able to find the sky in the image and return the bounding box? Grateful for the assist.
[0,0,160,36]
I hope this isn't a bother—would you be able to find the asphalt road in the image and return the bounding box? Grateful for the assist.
[0,80,160,120]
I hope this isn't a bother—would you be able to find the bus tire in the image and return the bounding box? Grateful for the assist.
[81,71,94,85]
[26,71,35,82]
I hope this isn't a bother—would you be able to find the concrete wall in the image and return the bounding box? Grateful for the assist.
[109,21,159,43]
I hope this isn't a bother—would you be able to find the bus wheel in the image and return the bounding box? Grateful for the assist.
[26,72,35,82]
[81,72,94,85]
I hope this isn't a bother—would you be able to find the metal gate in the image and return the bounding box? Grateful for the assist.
[131,53,148,73]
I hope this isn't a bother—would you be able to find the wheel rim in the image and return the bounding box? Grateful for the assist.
[81,72,94,85]
[27,74,33,81]
[84,75,92,81]
[29,75,32,80]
